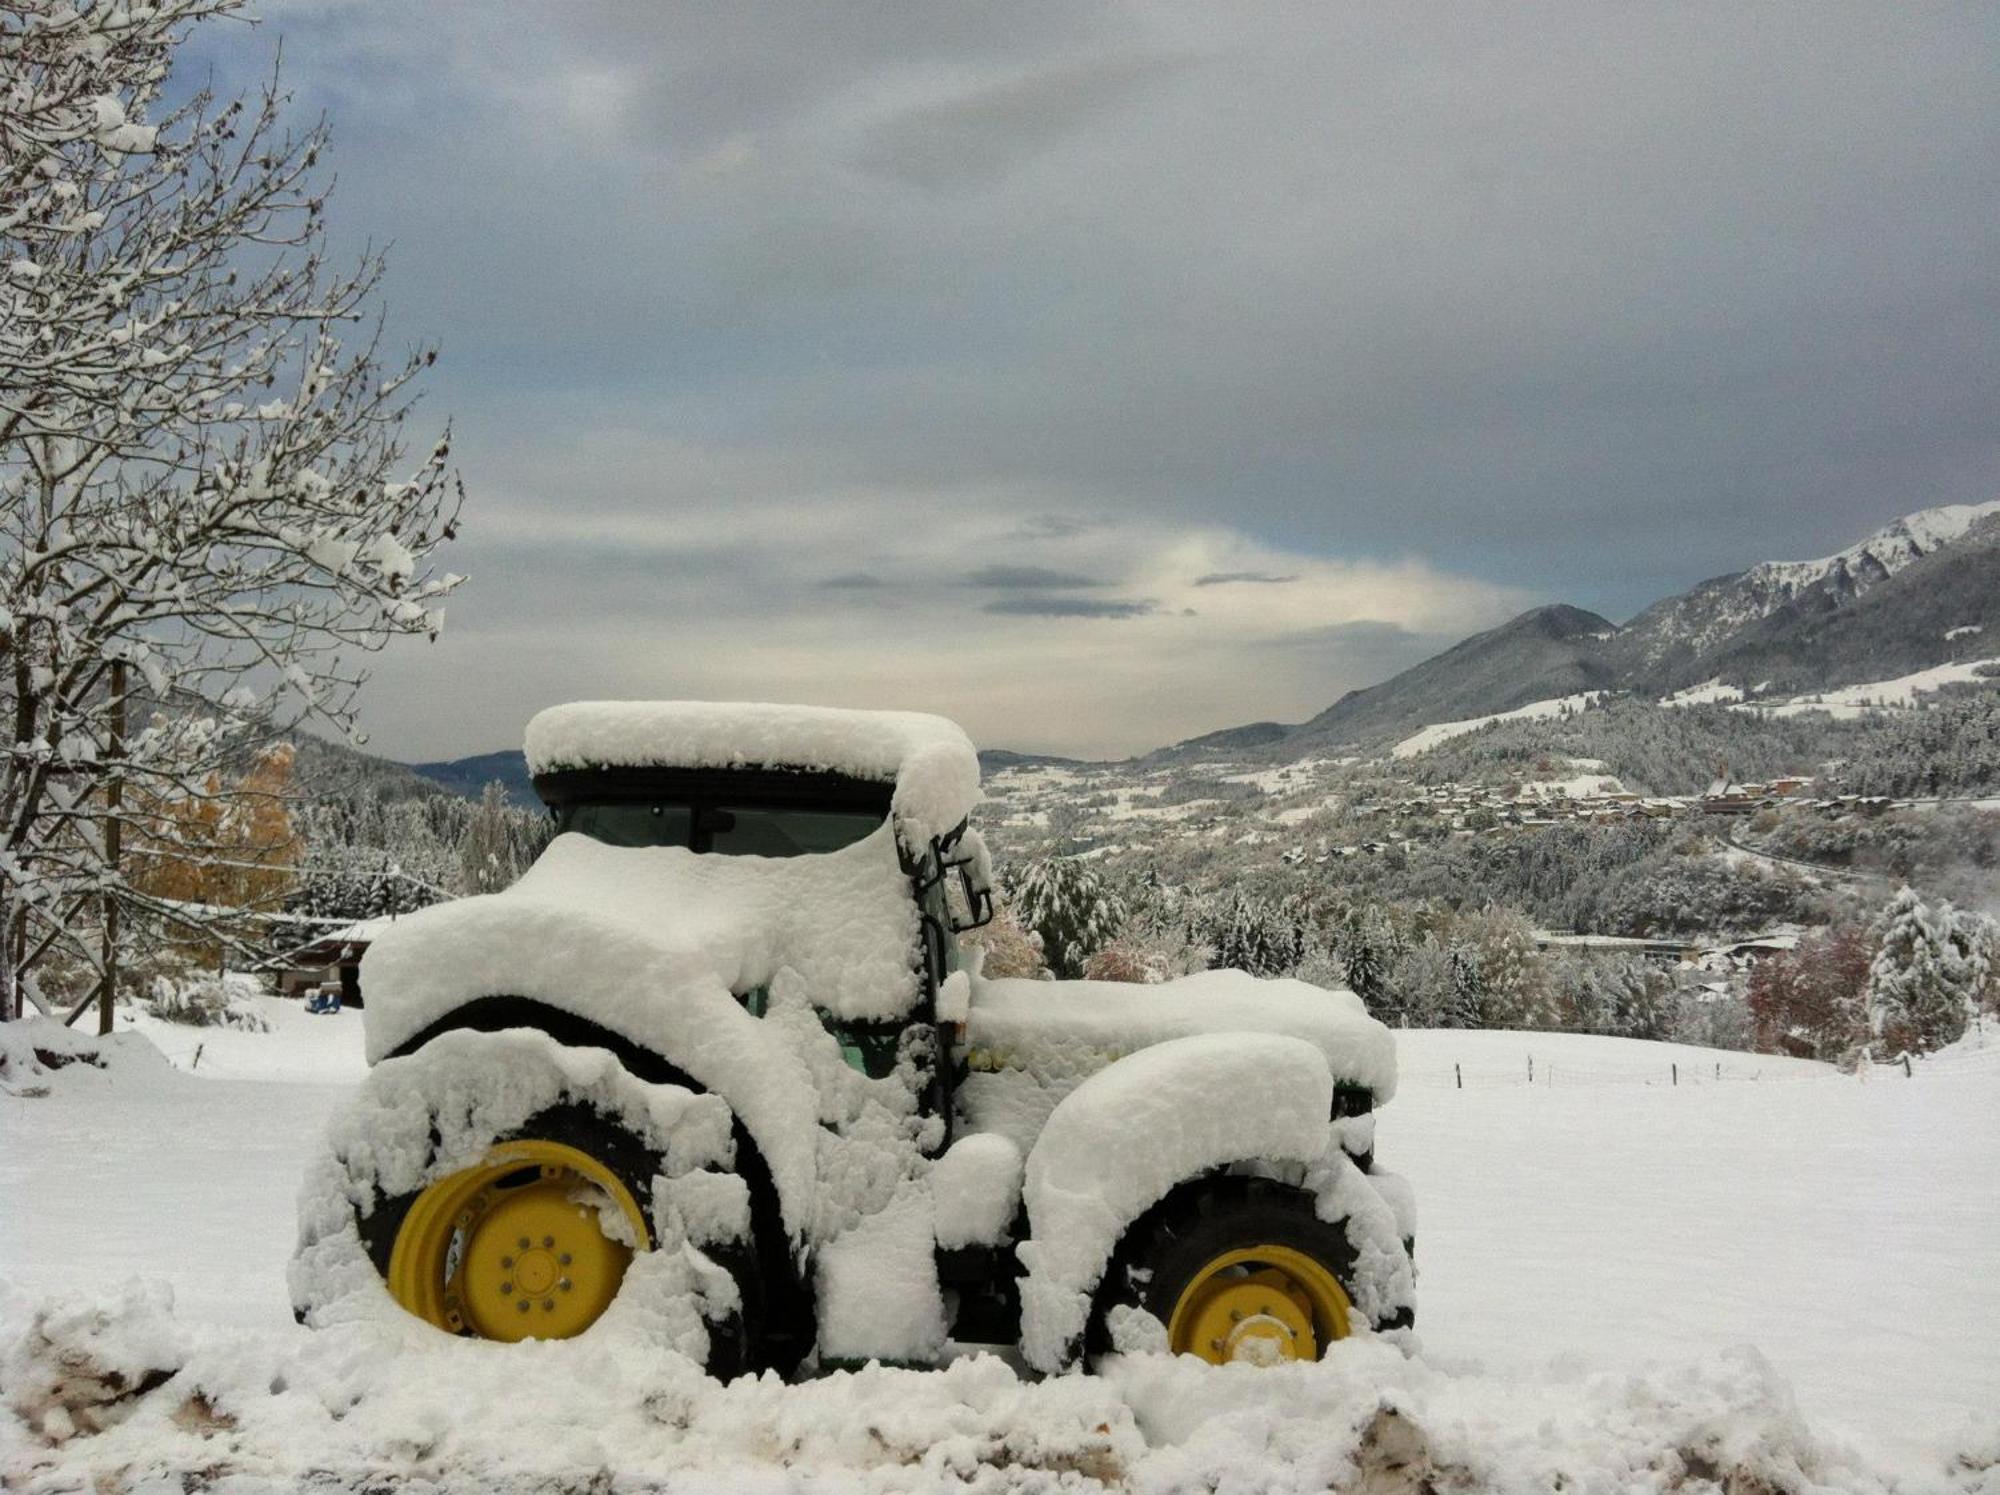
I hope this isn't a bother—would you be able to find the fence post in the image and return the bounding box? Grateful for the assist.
[1455,1063,1462,1090]
[1672,1063,1677,1087]
[191,1043,204,1072]
[1527,1056,1533,1084]
[1902,1054,1912,1079]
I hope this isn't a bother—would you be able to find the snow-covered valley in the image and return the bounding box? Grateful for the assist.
[5,1003,1995,1491]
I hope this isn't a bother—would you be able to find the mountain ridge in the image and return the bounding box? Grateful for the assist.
[1153,499,2000,761]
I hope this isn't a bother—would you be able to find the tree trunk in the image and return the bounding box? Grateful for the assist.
[99,661,126,1037]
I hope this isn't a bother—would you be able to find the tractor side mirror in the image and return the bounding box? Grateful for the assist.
[932,824,995,933]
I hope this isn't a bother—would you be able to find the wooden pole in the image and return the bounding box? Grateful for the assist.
[99,661,125,1037]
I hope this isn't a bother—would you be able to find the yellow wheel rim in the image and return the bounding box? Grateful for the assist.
[1165,1244,1352,1365]
[386,1139,651,1342]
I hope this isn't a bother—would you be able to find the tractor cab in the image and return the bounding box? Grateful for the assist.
[525,715,994,1101]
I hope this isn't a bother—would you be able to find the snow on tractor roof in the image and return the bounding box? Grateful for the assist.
[525,700,981,850]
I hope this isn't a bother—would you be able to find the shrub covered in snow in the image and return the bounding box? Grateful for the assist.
[959,906,1045,979]
[142,972,270,1031]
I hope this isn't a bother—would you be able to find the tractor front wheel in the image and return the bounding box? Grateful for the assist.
[1096,1177,1359,1367]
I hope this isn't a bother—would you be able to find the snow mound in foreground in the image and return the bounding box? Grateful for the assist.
[3,1282,1991,1493]
[0,1019,166,1098]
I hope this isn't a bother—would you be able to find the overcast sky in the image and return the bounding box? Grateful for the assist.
[189,4,2000,762]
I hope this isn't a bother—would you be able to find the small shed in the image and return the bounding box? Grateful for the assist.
[274,915,397,1007]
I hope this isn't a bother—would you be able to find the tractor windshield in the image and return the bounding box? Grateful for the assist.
[536,767,893,858]
[560,801,881,856]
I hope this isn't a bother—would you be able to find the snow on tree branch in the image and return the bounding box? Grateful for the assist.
[1,1,467,1020]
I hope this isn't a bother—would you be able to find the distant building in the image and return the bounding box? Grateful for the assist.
[271,915,397,1007]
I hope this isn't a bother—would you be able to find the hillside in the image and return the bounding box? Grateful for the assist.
[1613,500,2000,680]
[1166,500,2000,760]
[1286,603,1620,750]
[288,730,451,804]
[403,748,536,804]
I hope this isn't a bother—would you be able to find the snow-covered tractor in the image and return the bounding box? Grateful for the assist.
[292,702,1415,1375]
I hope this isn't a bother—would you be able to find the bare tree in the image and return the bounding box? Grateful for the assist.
[1,1,465,1024]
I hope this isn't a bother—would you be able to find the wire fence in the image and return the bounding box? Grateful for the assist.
[1400,1035,2000,1090]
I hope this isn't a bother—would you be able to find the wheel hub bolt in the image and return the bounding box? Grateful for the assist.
[500,1281,513,1295]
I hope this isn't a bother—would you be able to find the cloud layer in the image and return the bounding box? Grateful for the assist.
[190,4,2000,759]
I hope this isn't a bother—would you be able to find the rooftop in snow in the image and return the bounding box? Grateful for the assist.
[523,700,983,849]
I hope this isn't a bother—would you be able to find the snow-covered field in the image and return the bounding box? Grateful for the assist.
[4,1002,1998,1491]
[1745,659,2000,719]
[1389,693,1604,759]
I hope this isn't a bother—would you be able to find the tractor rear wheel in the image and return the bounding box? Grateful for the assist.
[1096,1177,1358,1366]
[354,1099,760,1378]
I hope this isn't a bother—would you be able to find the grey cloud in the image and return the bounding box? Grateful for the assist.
[1270,619,1446,679]
[194,4,2000,757]
[1010,515,1101,541]
[821,571,887,589]
[983,596,1158,619]
[966,564,1110,590]
[1275,620,1423,648]
[1194,571,1299,587]
[856,52,1191,191]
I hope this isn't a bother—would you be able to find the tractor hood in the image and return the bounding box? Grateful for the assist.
[357,824,925,1241]
[965,971,1397,1106]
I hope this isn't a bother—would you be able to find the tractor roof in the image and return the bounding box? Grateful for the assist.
[523,700,982,850]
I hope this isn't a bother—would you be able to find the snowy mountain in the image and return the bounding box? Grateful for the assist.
[1277,603,1621,753]
[1611,500,2000,677]
[1168,500,2000,759]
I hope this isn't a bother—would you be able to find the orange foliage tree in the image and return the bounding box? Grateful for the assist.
[128,745,301,952]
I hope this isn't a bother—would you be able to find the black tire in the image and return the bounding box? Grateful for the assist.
[1088,1175,1367,1362]
[359,1100,765,1380]
[379,999,812,1376]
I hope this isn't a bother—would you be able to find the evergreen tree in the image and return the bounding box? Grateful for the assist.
[459,781,534,894]
[1339,909,1400,1020]
[1005,856,1126,978]
[1866,887,1977,1055]
[1444,941,1483,1029]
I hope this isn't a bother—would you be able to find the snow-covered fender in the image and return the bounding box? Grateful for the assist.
[1014,1031,1337,1372]
[359,899,828,1250]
